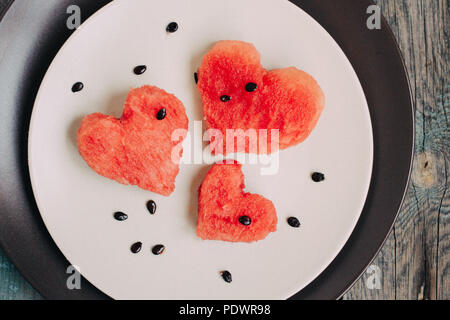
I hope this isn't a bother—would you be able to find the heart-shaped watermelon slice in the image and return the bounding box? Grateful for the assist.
[197,162,277,242]
[77,85,188,196]
[197,40,325,154]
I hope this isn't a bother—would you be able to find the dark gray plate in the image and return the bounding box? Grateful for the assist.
[0,0,413,300]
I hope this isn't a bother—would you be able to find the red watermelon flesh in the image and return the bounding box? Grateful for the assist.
[197,40,325,155]
[197,162,277,242]
[77,85,188,196]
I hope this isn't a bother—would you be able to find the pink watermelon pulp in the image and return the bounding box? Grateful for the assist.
[197,162,277,242]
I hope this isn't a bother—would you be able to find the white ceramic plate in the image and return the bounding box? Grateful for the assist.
[28,0,373,299]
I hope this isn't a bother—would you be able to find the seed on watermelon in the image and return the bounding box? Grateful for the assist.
[287,217,301,228]
[71,82,84,93]
[245,82,258,92]
[113,211,128,221]
[194,72,199,84]
[157,108,166,120]
[220,95,231,102]
[152,244,165,255]
[238,215,252,226]
[130,242,142,254]
[166,22,178,33]
[133,65,147,75]
[221,271,232,283]
[146,200,157,215]
[312,172,325,182]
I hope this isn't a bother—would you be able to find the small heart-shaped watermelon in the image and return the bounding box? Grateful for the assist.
[197,40,325,154]
[197,162,277,242]
[77,85,188,196]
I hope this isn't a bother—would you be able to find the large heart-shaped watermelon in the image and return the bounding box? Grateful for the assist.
[77,85,188,196]
[197,40,325,154]
[197,162,277,242]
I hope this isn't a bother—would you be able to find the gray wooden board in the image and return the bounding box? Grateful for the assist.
[344,0,449,300]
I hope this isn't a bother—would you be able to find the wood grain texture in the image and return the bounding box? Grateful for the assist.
[0,0,447,300]
[344,0,449,300]
[0,248,42,300]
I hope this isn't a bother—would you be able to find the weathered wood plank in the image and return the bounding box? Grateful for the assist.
[344,0,449,300]
[343,232,397,299]
[0,248,42,300]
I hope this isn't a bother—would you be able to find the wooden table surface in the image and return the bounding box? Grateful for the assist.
[0,0,448,300]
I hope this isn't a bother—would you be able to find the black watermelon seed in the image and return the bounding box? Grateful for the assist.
[130,242,142,254]
[287,217,301,228]
[157,108,166,120]
[146,200,157,215]
[166,22,179,33]
[238,216,252,226]
[220,95,231,102]
[245,82,258,92]
[113,212,128,221]
[221,271,232,283]
[133,65,147,75]
[71,82,84,93]
[194,72,199,84]
[152,244,165,255]
[311,172,325,182]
